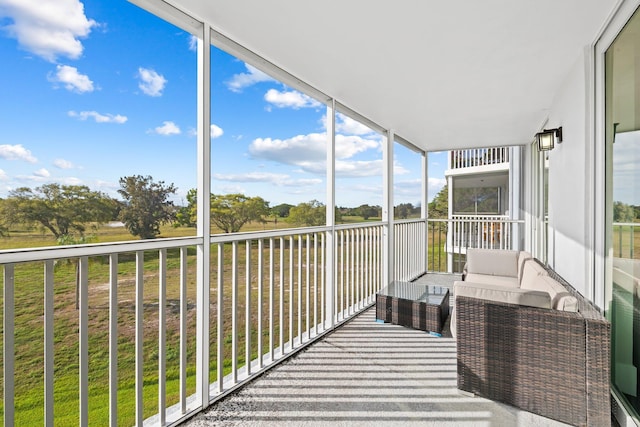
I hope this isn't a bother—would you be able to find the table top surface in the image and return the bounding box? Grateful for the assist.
[377,281,449,305]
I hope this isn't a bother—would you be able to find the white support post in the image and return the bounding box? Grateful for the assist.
[447,174,454,273]
[196,24,212,409]
[325,100,336,329]
[510,146,522,249]
[422,151,428,273]
[382,130,395,285]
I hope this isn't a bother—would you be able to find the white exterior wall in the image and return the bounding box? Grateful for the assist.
[545,51,593,298]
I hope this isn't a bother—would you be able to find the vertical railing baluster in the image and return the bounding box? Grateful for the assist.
[109,254,118,426]
[269,238,275,361]
[279,237,284,355]
[313,233,318,335]
[135,251,143,426]
[80,256,89,426]
[217,244,224,393]
[232,241,238,383]
[158,249,167,426]
[340,230,344,320]
[289,236,294,349]
[347,229,352,313]
[305,234,310,340]
[179,247,187,414]
[44,260,54,427]
[245,240,252,376]
[258,239,264,369]
[3,264,15,427]
[355,229,360,308]
[331,230,344,325]
[320,233,325,329]
[297,235,302,342]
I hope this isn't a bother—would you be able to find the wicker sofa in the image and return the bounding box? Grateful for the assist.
[454,248,611,427]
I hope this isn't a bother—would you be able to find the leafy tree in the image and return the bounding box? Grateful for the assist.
[2,183,117,239]
[210,193,270,233]
[395,203,415,219]
[272,203,294,218]
[428,184,448,218]
[174,188,197,228]
[171,190,270,233]
[118,175,177,239]
[357,204,380,220]
[614,201,636,223]
[288,200,326,226]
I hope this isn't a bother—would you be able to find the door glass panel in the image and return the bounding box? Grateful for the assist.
[606,6,640,417]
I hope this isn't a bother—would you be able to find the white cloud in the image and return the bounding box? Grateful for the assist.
[0,0,96,62]
[68,110,127,123]
[188,35,198,52]
[428,177,447,196]
[213,171,322,187]
[226,63,276,93]
[211,124,224,139]
[61,176,82,185]
[264,89,321,109]
[33,168,50,178]
[53,158,74,169]
[150,121,181,136]
[336,113,375,136]
[48,65,94,93]
[137,67,166,97]
[0,169,7,180]
[249,133,379,167]
[0,144,37,163]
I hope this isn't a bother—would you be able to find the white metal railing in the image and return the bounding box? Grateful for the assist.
[427,216,525,273]
[1,223,384,426]
[449,147,509,169]
[613,222,639,260]
[394,219,426,282]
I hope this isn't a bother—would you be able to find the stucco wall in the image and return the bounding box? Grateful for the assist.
[544,50,593,298]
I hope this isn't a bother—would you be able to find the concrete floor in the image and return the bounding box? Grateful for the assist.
[184,274,570,427]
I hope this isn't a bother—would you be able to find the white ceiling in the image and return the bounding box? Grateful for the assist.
[145,0,618,151]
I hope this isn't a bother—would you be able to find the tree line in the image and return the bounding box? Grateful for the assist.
[0,176,451,243]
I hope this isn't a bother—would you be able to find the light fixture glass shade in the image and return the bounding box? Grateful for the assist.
[537,131,555,151]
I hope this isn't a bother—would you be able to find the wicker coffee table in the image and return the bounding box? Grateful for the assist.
[376,281,450,335]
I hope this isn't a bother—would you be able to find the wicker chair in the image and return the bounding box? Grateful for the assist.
[456,261,610,426]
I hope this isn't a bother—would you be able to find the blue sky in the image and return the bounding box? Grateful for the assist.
[0,0,447,208]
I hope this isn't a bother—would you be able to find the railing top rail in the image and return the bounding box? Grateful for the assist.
[393,218,425,225]
[335,221,386,231]
[613,222,640,227]
[209,225,329,243]
[0,236,203,264]
[427,218,525,224]
[451,214,509,219]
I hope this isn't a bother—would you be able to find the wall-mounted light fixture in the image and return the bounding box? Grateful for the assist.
[536,127,563,151]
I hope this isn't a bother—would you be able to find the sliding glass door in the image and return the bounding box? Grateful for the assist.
[605,5,640,418]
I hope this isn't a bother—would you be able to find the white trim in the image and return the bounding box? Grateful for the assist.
[196,25,212,410]
[594,0,640,311]
[325,100,336,329]
[127,0,202,36]
[383,130,395,284]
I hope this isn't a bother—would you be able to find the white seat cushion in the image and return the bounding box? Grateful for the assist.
[464,273,519,288]
[454,281,551,308]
